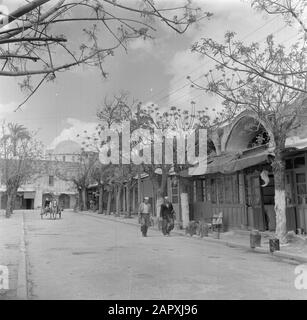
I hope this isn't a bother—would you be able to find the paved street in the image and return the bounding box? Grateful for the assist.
[1,210,307,299]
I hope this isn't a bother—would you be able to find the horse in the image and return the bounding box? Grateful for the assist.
[50,199,61,219]
[40,205,51,219]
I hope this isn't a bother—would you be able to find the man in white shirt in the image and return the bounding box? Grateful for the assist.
[138,197,152,237]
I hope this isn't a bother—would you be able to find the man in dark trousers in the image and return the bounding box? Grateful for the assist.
[138,197,152,237]
[160,196,175,236]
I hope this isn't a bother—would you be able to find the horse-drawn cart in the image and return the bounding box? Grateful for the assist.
[40,198,63,220]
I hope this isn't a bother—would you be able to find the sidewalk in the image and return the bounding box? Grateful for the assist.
[79,210,307,264]
[0,210,26,300]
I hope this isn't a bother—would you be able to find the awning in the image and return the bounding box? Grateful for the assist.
[0,187,36,193]
[188,151,272,176]
[88,183,98,189]
[23,192,36,199]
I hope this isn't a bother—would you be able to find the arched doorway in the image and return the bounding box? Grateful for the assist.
[59,194,70,209]
[42,193,53,207]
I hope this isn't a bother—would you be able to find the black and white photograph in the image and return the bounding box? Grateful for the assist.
[1,0,307,302]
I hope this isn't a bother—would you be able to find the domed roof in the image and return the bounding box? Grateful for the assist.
[53,140,82,154]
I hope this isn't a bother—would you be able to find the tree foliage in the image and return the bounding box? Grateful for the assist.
[190,0,307,242]
[0,121,43,217]
[0,0,208,110]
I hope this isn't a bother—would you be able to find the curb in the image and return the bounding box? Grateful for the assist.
[16,212,28,300]
[80,212,307,264]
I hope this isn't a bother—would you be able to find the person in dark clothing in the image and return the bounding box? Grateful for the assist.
[160,196,175,236]
[44,198,51,212]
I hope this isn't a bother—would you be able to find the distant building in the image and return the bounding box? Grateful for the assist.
[46,140,83,163]
[0,140,82,211]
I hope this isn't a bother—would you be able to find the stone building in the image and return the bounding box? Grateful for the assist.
[0,140,81,211]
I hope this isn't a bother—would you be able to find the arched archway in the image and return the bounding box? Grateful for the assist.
[59,193,70,209]
[42,193,53,207]
[224,113,273,152]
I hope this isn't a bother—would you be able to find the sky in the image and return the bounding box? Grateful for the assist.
[0,0,301,150]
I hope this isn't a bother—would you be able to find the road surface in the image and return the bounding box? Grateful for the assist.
[4,210,307,299]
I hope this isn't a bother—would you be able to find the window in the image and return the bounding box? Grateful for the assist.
[294,156,305,169]
[198,175,241,205]
[285,173,294,205]
[296,173,307,204]
[232,174,239,203]
[210,178,217,204]
[49,176,54,186]
[285,159,293,169]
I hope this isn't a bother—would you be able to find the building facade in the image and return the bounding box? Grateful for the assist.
[0,140,81,211]
[188,110,307,233]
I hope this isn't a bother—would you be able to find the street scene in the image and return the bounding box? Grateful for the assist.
[1,209,307,300]
[1,0,307,300]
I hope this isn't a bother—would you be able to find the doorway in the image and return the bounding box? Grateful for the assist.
[59,194,70,209]
[25,198,34,209]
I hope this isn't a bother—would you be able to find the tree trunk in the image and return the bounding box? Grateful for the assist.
[6,187,17,218]
[150,175,159,217]
[161,166,168,196]
[78,189,83,211]
[116,185,122,216]
[82,188,87,211]
[98,184,104,214]
[138,172,142,204]
[126,183,131,217]
[11,191,17,213]
[107,190,112,215]
[272,148,287,243]
[156,188,163,218]
[6,192,13,218]
[151,180,157,218]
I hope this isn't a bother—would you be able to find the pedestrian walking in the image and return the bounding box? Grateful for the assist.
[138,197,152,237]
[160,196,175,236]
